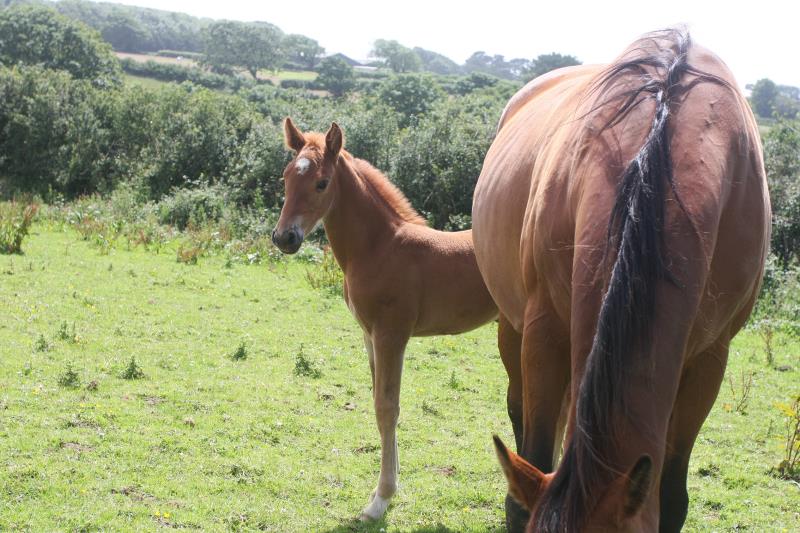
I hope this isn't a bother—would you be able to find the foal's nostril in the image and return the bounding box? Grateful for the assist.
[286,230,297,246]
[271,228,279,245]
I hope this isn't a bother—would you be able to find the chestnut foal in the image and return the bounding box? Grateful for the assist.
[272,119,503,520]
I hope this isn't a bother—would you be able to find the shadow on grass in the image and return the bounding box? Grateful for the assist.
[320,516,505,533]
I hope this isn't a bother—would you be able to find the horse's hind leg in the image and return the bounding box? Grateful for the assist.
[505,299,571,533]
[498,314,523,451]
[360,328,409,521]
[659,337,729,533]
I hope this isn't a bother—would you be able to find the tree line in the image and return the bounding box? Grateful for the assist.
[0,3,797,268]
[1,0,580,82]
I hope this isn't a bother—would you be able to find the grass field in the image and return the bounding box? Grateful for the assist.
[0,225,798,531]
[122,73,171,90]
[115,51,319,86]
[116,52,200,68]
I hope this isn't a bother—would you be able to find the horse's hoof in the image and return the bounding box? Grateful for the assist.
[360,494,390,521]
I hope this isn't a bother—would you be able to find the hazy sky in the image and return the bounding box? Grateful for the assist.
[91,0,799,87]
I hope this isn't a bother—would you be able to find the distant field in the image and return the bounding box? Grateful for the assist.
[116,52,199,68]
[122,73,170,90]
[0,225,798,531]
[116,51,318,85]
[265,70,318,82]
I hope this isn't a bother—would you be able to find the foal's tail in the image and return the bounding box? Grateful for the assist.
[533,29,727,532]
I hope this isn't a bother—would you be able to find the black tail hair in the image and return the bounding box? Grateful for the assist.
[533,29,701,532]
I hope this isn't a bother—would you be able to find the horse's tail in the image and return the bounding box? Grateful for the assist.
[534,29,700,532]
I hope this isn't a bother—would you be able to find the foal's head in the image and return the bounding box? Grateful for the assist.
[493,436,654,532]
[272,118,344,254]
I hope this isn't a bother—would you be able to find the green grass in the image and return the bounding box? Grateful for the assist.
[123,73,170,90]
[0,226,798,531]
[268,70,318,81]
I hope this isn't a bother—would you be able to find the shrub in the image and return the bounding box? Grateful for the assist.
[774,395,800,481]
[294,345,321,378]
[763,120,800,266]
[279,79,308,90]
[0,66,116,197]
[34,333,50,353]
[390,98,500,228]
[753,257,800,337]
[56,321,77,343]
[222,120,289,207]
[176,244,203,264]
[57,364,81,389]
[119,58,252,91]
[126,86,254,200]
[230,341,248,361]
[0,202,38,254]
[120,356,145,379]
[305,248,343,296]
[156,50,204,61]
[157,184,229,230]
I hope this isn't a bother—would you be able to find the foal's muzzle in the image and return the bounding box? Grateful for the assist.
[272,226,304,254]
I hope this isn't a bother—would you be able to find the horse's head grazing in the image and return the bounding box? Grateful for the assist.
[272,117,344,254]
[493,436,654,532]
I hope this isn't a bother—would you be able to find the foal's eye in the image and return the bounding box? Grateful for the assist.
[316,179,329,191]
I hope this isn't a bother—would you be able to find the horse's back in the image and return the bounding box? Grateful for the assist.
[473,66,597,331]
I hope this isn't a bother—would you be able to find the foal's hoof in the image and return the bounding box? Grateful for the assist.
[360,494,391,521]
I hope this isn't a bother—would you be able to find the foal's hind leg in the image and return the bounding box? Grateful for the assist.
[360,328,409,521]
[659,337,729,533]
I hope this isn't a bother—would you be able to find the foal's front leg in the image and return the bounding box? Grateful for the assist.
[360,328,408,521]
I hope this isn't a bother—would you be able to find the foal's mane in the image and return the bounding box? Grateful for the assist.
[350,158,427,226]
[301,132,426,226]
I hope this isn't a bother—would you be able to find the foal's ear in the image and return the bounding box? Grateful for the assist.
[284,117,306,152]
[493,435,550,512]
[325,122,344,161]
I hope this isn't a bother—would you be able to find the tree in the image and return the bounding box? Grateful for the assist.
[378,73,442,127]
[100,10,149,53]
[203,20,283,79]
[750,78,778,118]
[464,51,518,80]
[284,34,324,70]
[371,39,421,73]
[522,53,581,81]
[413,47,461,75]
[55,0,206,53]
[317,56,355,97]
[0,5,121,86]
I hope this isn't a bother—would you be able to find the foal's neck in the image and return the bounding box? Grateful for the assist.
[323,159,408,273]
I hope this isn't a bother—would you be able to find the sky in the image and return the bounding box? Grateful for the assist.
[90,0,799,88]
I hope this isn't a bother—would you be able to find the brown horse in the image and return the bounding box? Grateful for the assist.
[472,30,770,532]
[272,119,501,520]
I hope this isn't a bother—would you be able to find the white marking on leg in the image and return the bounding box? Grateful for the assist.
[361,493,392,521]
[295,157,310,174]
[360,334,405,521]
